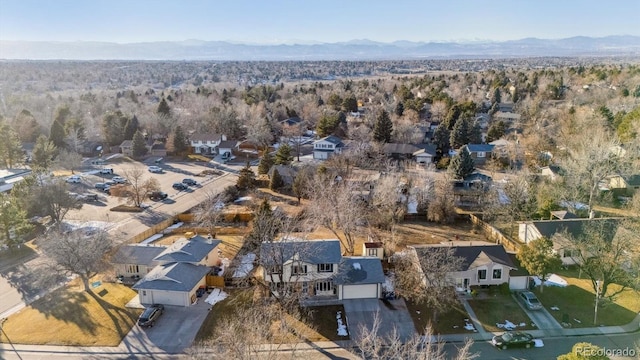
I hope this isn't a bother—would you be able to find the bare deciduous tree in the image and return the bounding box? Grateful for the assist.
[122,167,160,207]
[427,177,456,224]
[193,191,226,236]
[40,229,114,292]
[54,149,83,174]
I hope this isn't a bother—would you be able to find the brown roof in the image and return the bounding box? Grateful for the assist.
[364,242,383,248]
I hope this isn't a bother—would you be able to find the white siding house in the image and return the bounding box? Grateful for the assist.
[313,136,344,160]
[189,133,226,155]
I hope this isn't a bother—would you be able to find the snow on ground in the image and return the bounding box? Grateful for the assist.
[140,233,164,245]
[205,288,228,306]
[407,195,418,214]
[105,153,122,160]
[234,196,253,203]
[337,311,348,336]
[63,220,113,232]
[495,320,526,330]
[532,274,568,287]
[232,253,256,278]
[382,274,395,292]
[533,339,544,347]
[162,222,184,234]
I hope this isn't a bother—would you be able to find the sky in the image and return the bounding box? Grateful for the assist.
[1,0,639,44]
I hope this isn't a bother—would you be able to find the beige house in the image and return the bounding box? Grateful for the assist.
[362,242,384,259]
[112,245,166,279]
[119,140,134,156]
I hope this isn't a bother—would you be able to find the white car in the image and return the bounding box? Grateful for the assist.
[66,175,81,183]
[148,166,163,173]
[112,176,127,183]
[99,168,114,174]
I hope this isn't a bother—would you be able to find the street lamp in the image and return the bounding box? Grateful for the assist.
[594,280,601,325]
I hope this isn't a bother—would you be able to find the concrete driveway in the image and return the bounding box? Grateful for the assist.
[512,292,563,336]
[120,299,211,354]
[342,298,416,342]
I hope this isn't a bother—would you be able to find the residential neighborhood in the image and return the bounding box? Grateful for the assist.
[1,11,640,359]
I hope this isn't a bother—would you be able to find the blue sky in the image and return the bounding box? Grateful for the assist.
[1,0,638,43]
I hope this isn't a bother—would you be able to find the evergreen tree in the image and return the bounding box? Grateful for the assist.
[373,110,393,143]
[258,151,274,175]
[486,120,507,143]
[432,124,450,156]
[492,88,502,104]
[269,168,284,190]
[395,101,405,116]
[469,120,483,144]
[236,162,256,190]
[132,130,148,158]
[0,193,32,247]
[341,95,358,112]
[157,98,171,116]
[0,120,24,169]
[316,114,339,137]
[102,111,127,146]
[448,146,475,179]
[172,125,188,155]
[449,117,471,149]
[123,115,140,140]
[32,134,57,171]
[49,119,67,149]
[274,143,293,165]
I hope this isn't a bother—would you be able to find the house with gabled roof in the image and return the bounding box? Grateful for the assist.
[465,144,495,165]
[413,244,517,293]
[313,135,344,160]
[131,235,223,306]
[112,245,166,279]
[189,133,227,155]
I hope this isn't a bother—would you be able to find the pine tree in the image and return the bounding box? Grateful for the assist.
[157,98,171,116]
[0,120,24,169]
[132,130,148,158]
[395,102,405,116]
[258,151,274,175]
[0,193,32,247]
[274,143,293,165]
[432,124,450,156]
[449,117,471,149]
[172,125,188,155]
[236,162,256,190]
[32,134,57,171]
[448,146,475,179]
[123,115,140,140]
[341,95,358,112]
[49,119,67,149]
[373,110,393,143]
[269,168,284,191]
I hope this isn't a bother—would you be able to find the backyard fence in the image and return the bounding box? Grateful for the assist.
[128,217,176,244]
[468,214,523,252]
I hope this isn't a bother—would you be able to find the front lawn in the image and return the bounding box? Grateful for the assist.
[303,305,350,341]
[405,300,472,335]
[467,294,536,332]
[0,281,140,346]
[535,269,640,327]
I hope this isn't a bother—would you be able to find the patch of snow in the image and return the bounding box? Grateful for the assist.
[162,222,184,234]
[232,253,256,278]
[407,195,418,214]
[496,320,517,330]
[234,196,252,203]
[464,322,476,331]
[382,275,395,292]
[141,233,164,245]
[559,200,589,210]
[533,339,544,347]
[352,262,361,270]
[336,311,348,337]
[532,274,568,287]
[205,288,228,306]
[218,258,230,276]
[550,306,560,311]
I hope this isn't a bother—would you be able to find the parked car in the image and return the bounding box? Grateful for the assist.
[104,180,116,186]
[82,193,99,202]
[182,178,198,186]
[112,176,127,183]
[99,168,114,174]
[149,191,168,201]
[148,166,163,173]
[492,331,535,349]
[137,304,164,328]
[518,291,542,310]
[94,182,108,190]
[66,175,81,183]
[172,182,188,191]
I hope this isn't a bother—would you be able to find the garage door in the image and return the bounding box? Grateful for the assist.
[509,276,528,291]
[151,290,185,306]
[342,284,378,299]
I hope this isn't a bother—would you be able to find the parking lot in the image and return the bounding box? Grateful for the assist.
[63,157,239,235]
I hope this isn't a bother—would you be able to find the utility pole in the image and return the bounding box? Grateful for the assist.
[593,280,601,325]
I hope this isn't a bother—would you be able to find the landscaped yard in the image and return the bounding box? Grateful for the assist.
[405,300,473,335]
[0,280,140,346]
[535,269,640,327]
[467,293,536,332]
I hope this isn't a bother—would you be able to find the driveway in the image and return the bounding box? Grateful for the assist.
[342,298,416,342]
[120,299,211,354]
[512,292,563,336]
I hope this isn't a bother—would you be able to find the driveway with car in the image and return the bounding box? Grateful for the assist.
[342,298,415,342]
[512,292,563,334]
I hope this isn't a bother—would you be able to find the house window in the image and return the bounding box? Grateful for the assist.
[367,248,378,256]
[317,264,334,273]
[492,268,502,279]
[477,151,486,158]
[315,280,333,293]
[127,265,139,274]
[142,290,147,296]
[267,265,283,274]
[478,269,487,281]
[292,264,308,275]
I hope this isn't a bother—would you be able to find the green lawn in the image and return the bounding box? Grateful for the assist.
[535,269,640,327]
[405,300,473,335]
[303,305,350,341]
[467,294,536,332]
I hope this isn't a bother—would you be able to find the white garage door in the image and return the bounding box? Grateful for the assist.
[342,284,378,299]
[509,276,529,291]
[151,290,185,306]
[313,151,328,160]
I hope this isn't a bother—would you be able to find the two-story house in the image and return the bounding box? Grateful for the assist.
[260,239,385,302]
[189,133,227,155]
[465,144,495,166]
[313,135,344,160]
[132,235,222,306]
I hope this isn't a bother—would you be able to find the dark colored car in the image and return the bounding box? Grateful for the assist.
[492,331,535,349]
[137,304,164,328]
[172,182,188,191]
[149,191,168,201]
[94,182,107,190]
[182,178,198,186]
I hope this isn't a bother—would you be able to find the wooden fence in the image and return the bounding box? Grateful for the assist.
[128,217,175,244]
[177,212,253,223]
[468,214,523,252]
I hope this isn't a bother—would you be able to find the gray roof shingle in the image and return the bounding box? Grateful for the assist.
[112,245,166,266]
[260,239,342,266]
[334,257,385,285]
[415,245,515,271]
[132,262,210,291]
[154,235,221,264]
